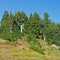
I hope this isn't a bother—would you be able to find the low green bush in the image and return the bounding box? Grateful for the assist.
[26,35,36,44]
[26,34,40,45]
[30,44,45,55]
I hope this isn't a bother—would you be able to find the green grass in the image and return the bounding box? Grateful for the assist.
[49,48,60,57]
[0,39,60,60]
[0,46,60,60]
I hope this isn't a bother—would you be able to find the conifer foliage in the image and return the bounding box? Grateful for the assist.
[0,11,60,46]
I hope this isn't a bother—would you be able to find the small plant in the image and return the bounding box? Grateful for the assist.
[26,34,40,45]
[26,35,36,44]
[30,44,45,55]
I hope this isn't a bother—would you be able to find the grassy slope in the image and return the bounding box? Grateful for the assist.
[0,38,60,60]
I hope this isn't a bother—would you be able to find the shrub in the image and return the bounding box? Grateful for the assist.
[26,34,40,45]
[47,39,53,45]
[26,34,36,44]
[30,44,45,55]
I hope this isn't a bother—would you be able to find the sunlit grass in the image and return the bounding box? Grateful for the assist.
[0,39,60,60]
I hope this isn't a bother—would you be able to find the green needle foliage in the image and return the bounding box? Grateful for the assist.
[0,10,60,46]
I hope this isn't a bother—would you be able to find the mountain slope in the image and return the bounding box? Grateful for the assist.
[0,38,60,60]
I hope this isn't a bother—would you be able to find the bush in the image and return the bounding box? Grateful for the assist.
[26,34,36,44]
[0,32,12,41]
[30,44,45,55]
[47,39,60,46]
[52,40,60,46]
[0,31,19,45]
[26,34,40,45]
[47,39,53,45]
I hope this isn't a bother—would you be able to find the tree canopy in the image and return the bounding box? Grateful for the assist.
[0,11,60,46]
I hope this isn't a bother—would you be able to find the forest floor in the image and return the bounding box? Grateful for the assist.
[0,38,60,60]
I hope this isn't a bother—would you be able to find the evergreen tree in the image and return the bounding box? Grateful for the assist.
[1,11,9,33]
[0,11,60,46]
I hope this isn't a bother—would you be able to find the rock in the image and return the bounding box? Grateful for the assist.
[51,44,59,49]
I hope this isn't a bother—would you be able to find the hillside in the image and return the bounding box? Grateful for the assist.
[0,38,60,60]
